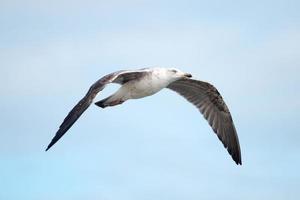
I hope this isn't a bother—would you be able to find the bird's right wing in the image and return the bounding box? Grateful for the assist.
[46,69,148,151]
[167,78,242,165]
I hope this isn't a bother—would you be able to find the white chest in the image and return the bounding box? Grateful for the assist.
[125,73,172,99]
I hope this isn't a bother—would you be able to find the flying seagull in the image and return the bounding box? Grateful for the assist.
[46,67,242,165]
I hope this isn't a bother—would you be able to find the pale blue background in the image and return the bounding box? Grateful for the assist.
[1,0,300,199]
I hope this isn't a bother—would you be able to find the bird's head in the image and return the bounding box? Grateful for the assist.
[167,68,192,79]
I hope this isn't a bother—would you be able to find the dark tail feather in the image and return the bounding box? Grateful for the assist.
[94,97,110,108]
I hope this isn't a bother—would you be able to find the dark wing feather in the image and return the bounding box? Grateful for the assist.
[46,69,148,151]
[167,78,242,165]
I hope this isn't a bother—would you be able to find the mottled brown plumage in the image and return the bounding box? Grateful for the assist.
[46,70,148,151]
[46,68,241,165]
[167,78,241,165]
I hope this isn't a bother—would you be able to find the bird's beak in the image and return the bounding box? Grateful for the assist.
[184,73,192,78]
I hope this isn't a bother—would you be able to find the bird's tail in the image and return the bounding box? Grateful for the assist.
[94,96,111,108]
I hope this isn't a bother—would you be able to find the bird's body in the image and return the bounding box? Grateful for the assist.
[98,68,184,107]
[46,67,242,165]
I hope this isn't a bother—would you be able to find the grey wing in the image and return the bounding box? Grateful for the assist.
[46,69,148,151]
[167,78,242,165]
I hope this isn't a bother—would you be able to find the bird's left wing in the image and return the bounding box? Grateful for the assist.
[46,69,148,151]
[167,78,242,165]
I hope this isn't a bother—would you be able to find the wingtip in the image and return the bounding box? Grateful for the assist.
[235,158,242,165]
[232,152,242,165]
[45,143,53,151]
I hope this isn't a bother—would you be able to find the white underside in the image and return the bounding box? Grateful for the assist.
[107,70,175,103]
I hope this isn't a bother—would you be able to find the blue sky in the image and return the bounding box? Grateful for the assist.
[0,0,300,199]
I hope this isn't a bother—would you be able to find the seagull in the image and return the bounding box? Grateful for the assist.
[46,67,242,165]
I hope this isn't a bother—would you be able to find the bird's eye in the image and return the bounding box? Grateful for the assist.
[171,69,177,73]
